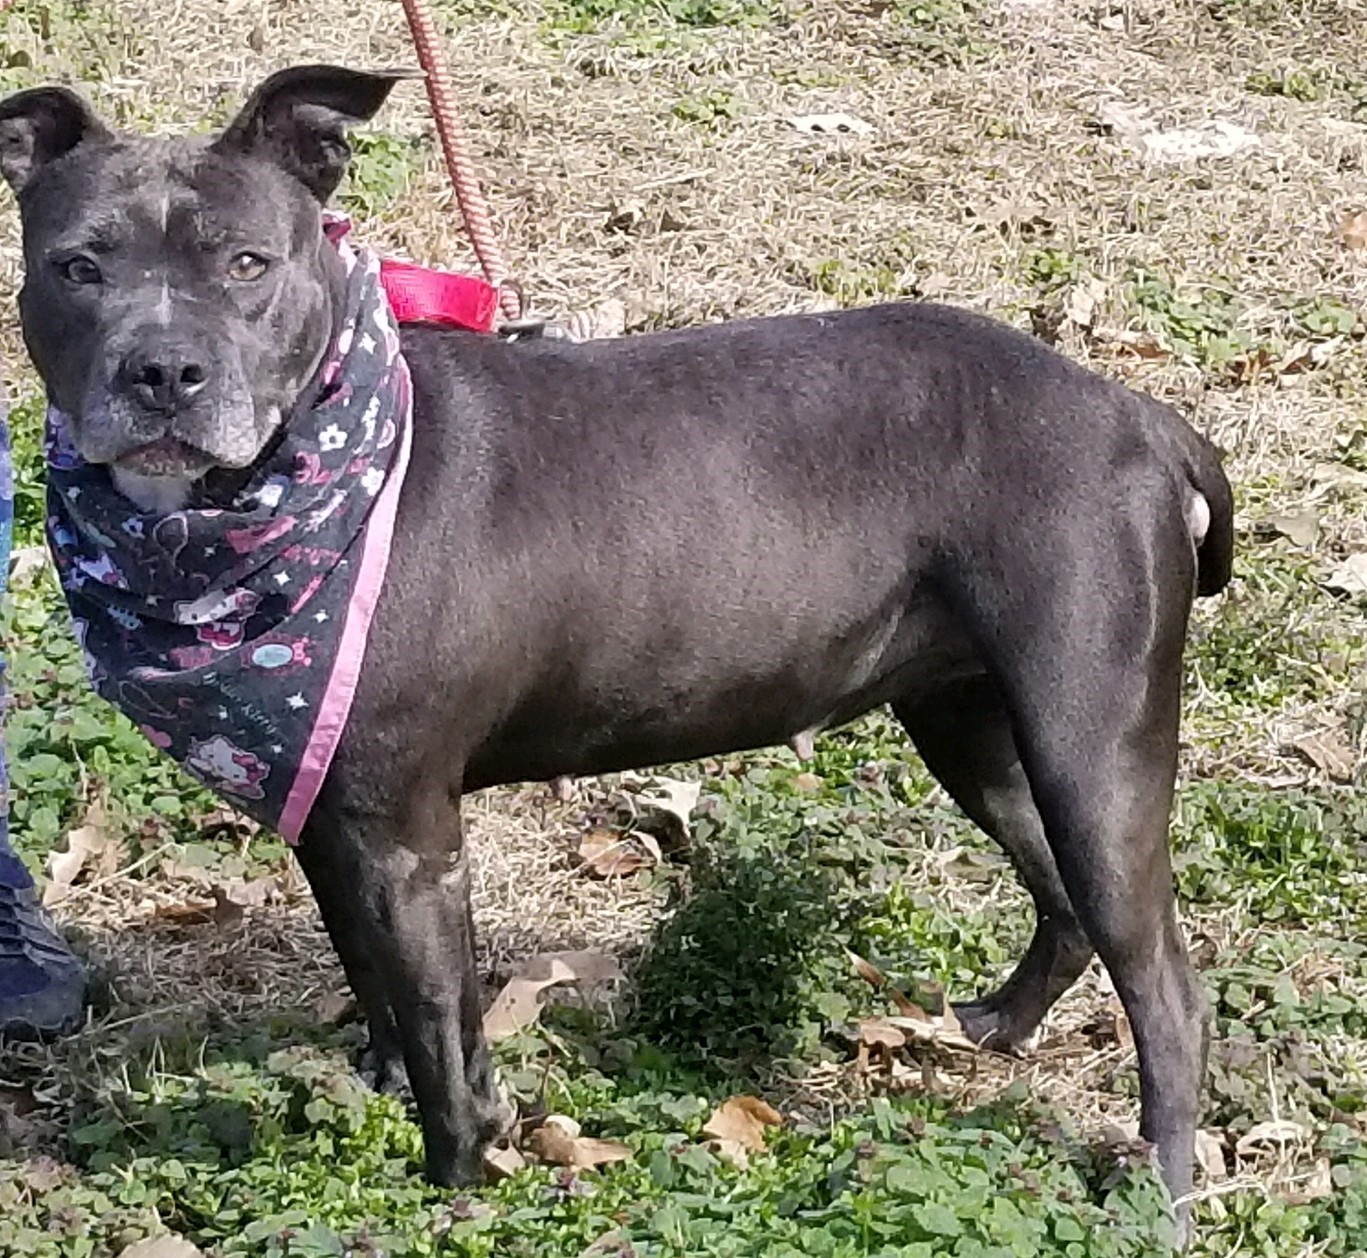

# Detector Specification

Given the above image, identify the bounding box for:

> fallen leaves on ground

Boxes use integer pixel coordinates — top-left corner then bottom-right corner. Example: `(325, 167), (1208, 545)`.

(1195, 1128), (1229, 1182)
(1093, 327), (1169, 361)
(577, 826), (662, 878)
(615, 773), (700, 849)
(148, 876), (279, 931)
(1235, 1118), (1310, 1156)
(1338, 210), (1367, 251)
(1325, 553), (1367, 596)
(882, 1005), (980, 1054)
(845, 949), (931, 1018)
(1261, 507), (1320, 549)
(702, 1095), (783, 1167)
(1063, 276), (1108, 328)
(526, 1115), (632, 1169)
(313, 990), (357, 1025)
(1286, 729), (1358, 782)
(482, 1144), (527, 1182)
(483, 950), (623, 1041)
(1284, 1157), (1335, 1204)
(856, 1017), (908, 1074)
(116, 1237), (206, 1258)
(42, 804), (124, 907)
(8, 544), (47, 585)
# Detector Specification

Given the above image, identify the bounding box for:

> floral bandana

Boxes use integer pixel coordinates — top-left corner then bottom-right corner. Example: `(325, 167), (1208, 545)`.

(45, 223), (414, 842)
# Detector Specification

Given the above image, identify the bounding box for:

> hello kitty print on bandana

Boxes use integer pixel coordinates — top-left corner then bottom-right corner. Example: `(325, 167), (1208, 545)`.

(45, 221), (415, 842)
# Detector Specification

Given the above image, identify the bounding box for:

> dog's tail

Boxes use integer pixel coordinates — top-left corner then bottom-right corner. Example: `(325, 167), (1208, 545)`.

(1183, 427), (1234, 599)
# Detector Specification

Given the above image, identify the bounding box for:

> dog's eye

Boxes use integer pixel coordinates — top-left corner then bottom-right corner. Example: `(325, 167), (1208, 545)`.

(227, 252), (269, 282)
(60, 256), (102, 286)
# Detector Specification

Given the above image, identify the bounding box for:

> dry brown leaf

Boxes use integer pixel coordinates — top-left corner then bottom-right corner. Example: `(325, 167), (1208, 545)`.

(117, 1237), (207, 1258)
(482, 1144), (527, 1182)
(577, 828), (654, 878)
(580, 1230), (634, 1257)
(563, 298), (628, 341)
(884, 1008), (980, 1053)
(702, 1095), (783, 1155)
(1312, 462), (1367, 494)
(527, 1115), (632, 1168)
(159, 858), (216, 886)
(483, 951), (622, 1041)
(314, 991), (357, 1025)
(939, 1002), (969, 1041)
(150, 900), (216, 925)
(847, 948), (886, 989)
(1326, 553), (1367, 596)
(211, 888), (245, 933)
(1263, 508), (1320, 549)
(8, 545), (47, 585)
(844, 949), (929, 1018)
(1235, 1118), (1310, 1156)
(521, 950), (624, 988)
(1095, 328), (1168, 360)
(1064, 277), (1107, 328)
(1284, 1157), (1334, 1204)
(43, 807), (122, 907)
(219, 877), (275, 907)
(1097, 996), (1135, 1052)
(1338, 210), (1367, 251)
(1288, 730), (1357, 782)
(604, 199), (646, 233)
(793, 772), (823, 793)
(484, 958), (577, 1040)
(618, 773), (701, 847)
(1195, 1128), (1228, 1182)
(936, 846), (1008, 882)
(858, 1018), (908, 1051)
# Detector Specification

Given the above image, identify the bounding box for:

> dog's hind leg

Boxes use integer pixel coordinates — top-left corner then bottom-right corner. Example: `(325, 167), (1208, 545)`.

(894, 675), (1093, 1052)
(945, 512), (1207, 1245)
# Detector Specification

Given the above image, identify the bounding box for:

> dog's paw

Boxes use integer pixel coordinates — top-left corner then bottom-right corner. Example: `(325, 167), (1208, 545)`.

(952, 1000), (1044, 1056)
(357, 1039), (411, 1097)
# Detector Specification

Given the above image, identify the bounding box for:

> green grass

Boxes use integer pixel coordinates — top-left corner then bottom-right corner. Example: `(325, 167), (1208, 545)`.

(7, 549), (1367, 1254)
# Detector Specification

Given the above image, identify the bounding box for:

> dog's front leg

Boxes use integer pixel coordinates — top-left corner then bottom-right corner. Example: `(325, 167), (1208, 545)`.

(301, 796), (507, 1184)
(377, 800), (508, 1185)
(292, 830), (407, 1093)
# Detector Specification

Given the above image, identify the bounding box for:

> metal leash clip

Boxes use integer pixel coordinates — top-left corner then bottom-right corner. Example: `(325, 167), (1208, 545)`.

(497, 318), (577, 343)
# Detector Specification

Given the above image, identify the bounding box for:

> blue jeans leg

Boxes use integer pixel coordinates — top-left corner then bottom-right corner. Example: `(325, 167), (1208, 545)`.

(0, 384), (87, 1038)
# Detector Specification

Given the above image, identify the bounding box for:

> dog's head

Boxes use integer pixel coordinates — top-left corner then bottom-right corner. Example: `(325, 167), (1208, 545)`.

(0, 65), (407, 511)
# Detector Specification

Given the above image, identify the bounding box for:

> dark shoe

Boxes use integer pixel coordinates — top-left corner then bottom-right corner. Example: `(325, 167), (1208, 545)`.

(0, 881), (86, 1040)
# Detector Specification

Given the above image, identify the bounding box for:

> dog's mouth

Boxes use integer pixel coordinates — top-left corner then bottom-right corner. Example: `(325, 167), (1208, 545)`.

(114, 436), (215, 479)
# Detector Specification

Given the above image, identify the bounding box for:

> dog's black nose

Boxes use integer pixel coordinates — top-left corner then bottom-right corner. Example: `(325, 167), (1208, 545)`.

(120, 340), (210, 413)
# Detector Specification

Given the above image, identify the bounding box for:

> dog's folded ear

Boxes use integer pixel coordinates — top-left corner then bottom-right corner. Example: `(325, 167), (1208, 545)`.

(0, 86), (112, 196)
(213, 65), (416, 203)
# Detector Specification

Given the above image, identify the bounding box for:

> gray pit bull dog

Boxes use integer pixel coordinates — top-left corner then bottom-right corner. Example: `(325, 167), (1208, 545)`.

(0, 66), (1232, 1242)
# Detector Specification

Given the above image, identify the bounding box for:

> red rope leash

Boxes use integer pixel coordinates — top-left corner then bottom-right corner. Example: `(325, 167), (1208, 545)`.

(397, 0), (523, 321)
